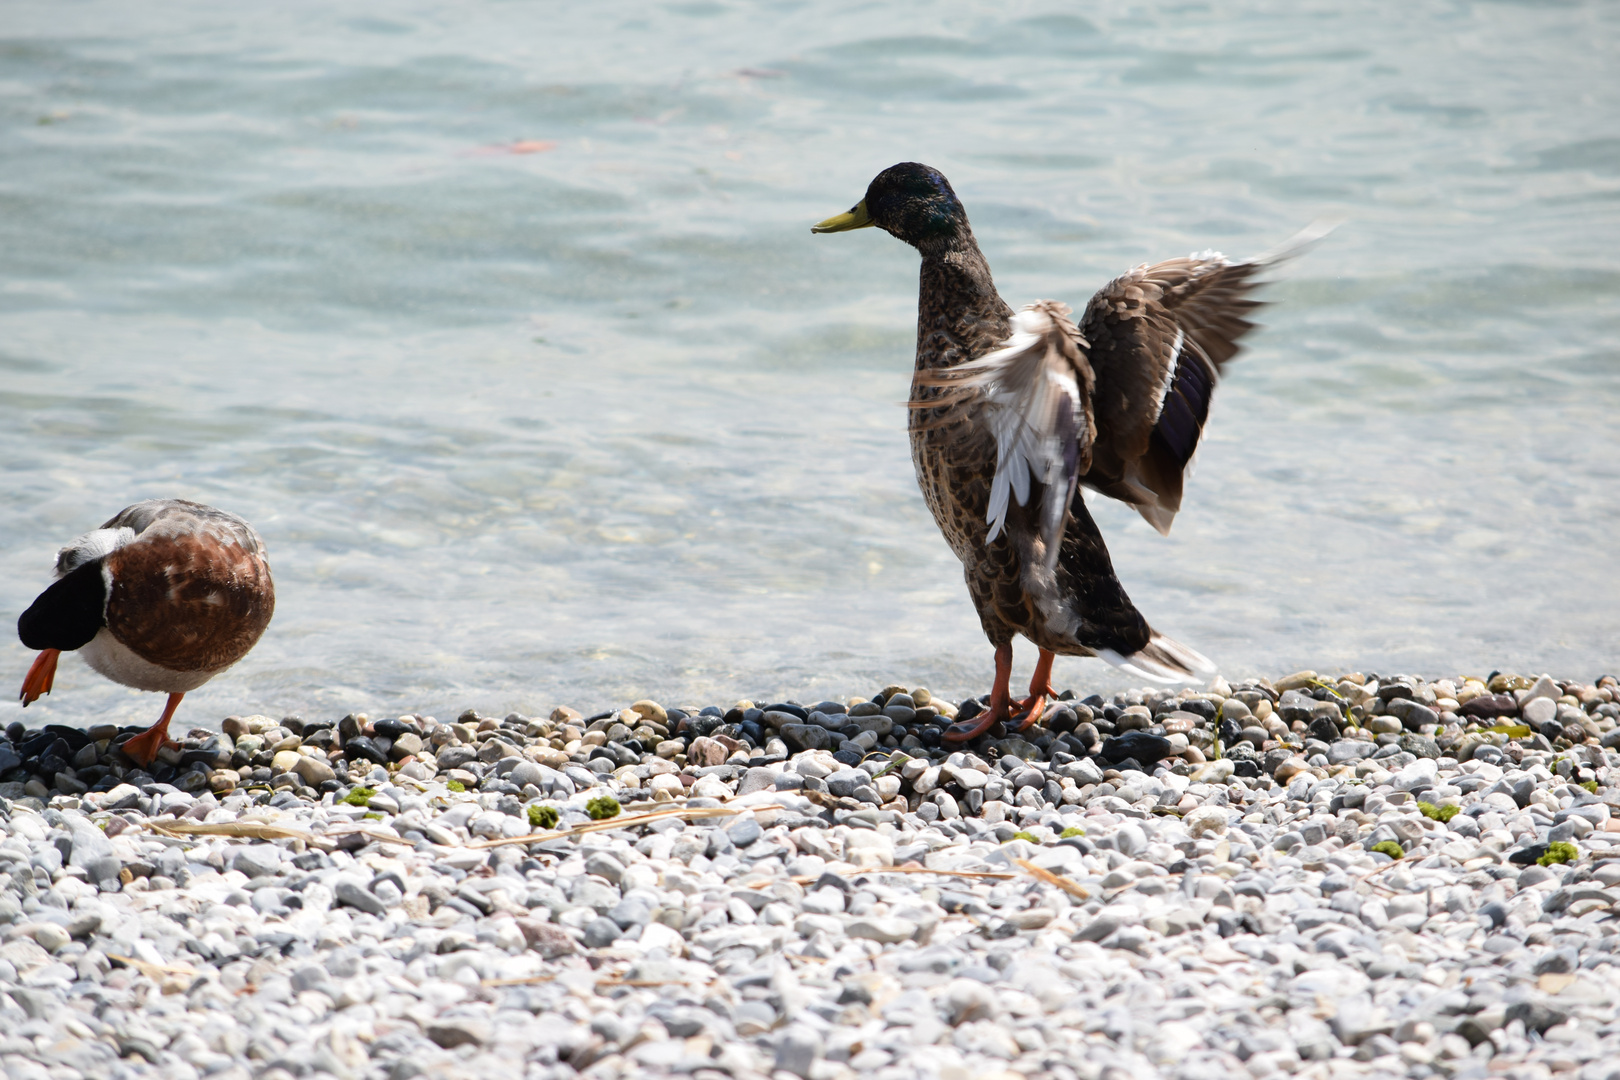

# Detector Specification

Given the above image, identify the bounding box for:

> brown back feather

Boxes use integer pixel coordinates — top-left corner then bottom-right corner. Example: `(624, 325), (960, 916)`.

(103, 502), (275, 673)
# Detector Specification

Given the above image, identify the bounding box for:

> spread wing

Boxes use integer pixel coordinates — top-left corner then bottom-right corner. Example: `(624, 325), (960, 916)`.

(1081, 223), (1332, 534)
(915, 300), (1094, 569)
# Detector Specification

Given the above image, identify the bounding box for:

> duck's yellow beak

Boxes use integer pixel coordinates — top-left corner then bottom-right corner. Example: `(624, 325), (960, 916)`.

(811, 200), (874, 234)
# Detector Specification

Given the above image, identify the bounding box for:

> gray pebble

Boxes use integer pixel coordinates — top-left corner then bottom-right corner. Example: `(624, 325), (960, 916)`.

(333, 879), (386, 916)
(583, 916), (622, 948)
(726, 815), (763, 848)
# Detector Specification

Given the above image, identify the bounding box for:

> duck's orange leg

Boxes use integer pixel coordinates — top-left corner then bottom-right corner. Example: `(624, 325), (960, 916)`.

(19, 650), (60, 706)
(944, 643), (1014, 743)
(1006, 647), (1057, 734)
(120, 692), (185, 767)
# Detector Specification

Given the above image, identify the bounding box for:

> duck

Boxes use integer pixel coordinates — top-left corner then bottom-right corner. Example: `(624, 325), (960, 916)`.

(16, 499), (275, 767)
(813, 162), (1323, 743)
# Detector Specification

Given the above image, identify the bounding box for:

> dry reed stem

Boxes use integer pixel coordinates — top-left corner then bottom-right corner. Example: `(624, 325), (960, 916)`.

(468, 803), (781, 850)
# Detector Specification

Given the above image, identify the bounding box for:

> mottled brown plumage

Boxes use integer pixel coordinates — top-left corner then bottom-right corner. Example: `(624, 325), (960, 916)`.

(102, 503), (275, 673)
(815, 163), (1317, 739)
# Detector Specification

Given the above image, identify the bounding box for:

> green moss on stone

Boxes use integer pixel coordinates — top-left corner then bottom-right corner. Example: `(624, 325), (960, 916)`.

(1538, 841), (1578, 866)
(1008, 831), (1038, 843)
(528, 804), (559, 829)
(1417, 802), (1459, 822)
(1060, 826), (1086, 839)
(1371, 841), (1404, 859)
(446, 779), (466, 793)
(1581, 780), (1599, 793)
(342, 786), (375, 807)
(586, 795), (621, 820)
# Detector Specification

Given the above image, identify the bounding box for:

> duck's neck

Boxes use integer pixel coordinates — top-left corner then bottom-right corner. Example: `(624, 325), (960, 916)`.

(914, 228), (1011, 371)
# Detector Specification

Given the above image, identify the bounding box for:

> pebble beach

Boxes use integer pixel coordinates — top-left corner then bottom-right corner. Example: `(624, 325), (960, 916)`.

(1, 670), (1617, 1080)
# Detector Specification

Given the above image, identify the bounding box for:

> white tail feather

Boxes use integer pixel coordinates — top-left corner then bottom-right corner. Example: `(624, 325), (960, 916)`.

(1096, 632), (1217, 684)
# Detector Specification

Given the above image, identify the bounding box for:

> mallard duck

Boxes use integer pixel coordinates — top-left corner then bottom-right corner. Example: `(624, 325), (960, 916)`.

(814, 162), (1322, 742)
(17, 499), (275, 766)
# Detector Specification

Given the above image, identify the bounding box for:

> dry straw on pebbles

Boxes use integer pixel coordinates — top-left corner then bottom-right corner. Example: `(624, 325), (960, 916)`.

(0, 670), (1617, 1080)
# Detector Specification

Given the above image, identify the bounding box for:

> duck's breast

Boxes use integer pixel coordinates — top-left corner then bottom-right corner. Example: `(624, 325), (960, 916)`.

(80, 628), (220, 693)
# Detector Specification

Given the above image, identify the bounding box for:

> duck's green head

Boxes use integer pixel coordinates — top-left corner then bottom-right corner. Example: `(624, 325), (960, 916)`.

(812, 162), (968, 248)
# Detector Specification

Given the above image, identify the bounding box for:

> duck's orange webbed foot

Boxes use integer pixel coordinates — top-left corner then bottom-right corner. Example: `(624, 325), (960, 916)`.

(19, 649), (60, 706)
(120, 692), (185, 767)
(1005, 693), (1049, 735)
(1004, 648), (1057, 734)
(944, 643), (1014, 744)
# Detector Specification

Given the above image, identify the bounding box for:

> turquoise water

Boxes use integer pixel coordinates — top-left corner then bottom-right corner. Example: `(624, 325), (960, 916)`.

(2, 1), (1617, 728)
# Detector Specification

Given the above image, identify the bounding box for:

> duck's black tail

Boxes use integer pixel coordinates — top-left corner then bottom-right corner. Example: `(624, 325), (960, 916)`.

(1058, 494), (1217, 684)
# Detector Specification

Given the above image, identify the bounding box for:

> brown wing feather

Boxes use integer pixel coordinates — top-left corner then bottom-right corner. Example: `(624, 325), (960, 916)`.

(103, 502), (275, 673)
(1080, 255), (1262, 534)
(1080, 223), (1329, 534)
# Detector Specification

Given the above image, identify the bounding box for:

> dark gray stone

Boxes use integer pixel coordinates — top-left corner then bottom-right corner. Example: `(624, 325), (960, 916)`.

(1516, 863), (1554, 886)
(426, 1018), (490, 1049)
(334, 880), (386, 916)
(85, 855), (122, 884)
(345, 736), (391, 765)
(232, 846), (282, 879)
(1073, 913), (1124, 942)
(583, 916), (622, 948)
(583, 852), (625, 885)
(736, 767), (778, 797)
(1532, 949), (1575, 975)
(761, 711), (803, 731)
(775, 1026), (820, 1079)
(507, 760), (547, 789)
(1401, 702), (1440, 729)
(290, 965), (330, 993)
(436, 745), (477, 770)
(1506, 1000), (1568, 1035)
(780, 724), (834, 753)
(608, 896), (652, 930)
(1098, 731), (1173, 767)
(1305, 717), (1341, 745)
(726, 816), (763, 848)
(826, 769), (867, 797)
(1329, 740), (1377, 765)
(1397, 734), (1441, 759)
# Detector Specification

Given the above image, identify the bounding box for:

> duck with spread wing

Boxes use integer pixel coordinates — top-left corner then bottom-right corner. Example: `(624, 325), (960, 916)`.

(813, 162), (1325, 743)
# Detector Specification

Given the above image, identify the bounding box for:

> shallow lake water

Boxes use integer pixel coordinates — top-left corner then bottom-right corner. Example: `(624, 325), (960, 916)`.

(1, 1), (1616, 728)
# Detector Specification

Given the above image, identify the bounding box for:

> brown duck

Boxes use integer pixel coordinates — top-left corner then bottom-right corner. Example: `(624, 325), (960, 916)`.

(813, 162), (1323, 742)
(17, 499), (275, 766)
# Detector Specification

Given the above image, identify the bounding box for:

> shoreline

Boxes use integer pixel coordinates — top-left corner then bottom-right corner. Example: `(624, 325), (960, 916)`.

(0, 668), (1616, 1079)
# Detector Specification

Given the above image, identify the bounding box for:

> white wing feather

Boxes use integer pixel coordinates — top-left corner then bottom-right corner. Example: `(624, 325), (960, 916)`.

(930, 303), (1086, 568)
